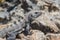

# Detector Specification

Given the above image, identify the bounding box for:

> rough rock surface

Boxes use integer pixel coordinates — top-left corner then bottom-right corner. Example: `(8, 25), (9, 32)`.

(46, 33), (60, 40)
(0, 0), (60, 40)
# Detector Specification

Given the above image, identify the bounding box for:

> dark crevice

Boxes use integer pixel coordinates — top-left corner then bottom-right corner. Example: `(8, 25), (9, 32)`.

(7, 0), (21, 12)
(21, 0), (32, 12)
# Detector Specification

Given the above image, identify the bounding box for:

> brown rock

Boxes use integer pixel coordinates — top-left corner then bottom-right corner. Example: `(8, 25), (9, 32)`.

(18, 30), (46, 40)
(30, 30), (46, 40)
(46, 33), (60, 40)
(0, 38), (6, 40)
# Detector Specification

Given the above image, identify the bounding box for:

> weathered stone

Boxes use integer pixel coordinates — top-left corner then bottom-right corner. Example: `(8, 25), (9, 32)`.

(46, 33), (60, 40)
(0, 38), (6, 40)
(30, 30), (46, 40)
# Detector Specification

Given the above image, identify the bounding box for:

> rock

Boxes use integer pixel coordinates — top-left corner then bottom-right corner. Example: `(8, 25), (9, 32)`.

(30, 30), (46, 40)
(16, 39), (20, 40)
(18, 33), (31, 40)
(17, 30), (46, 40)
(0, 0), (60, 40)
(46, 33), (60, 40)
(0, 38), (6, 40)
(0, 0), (5, 3)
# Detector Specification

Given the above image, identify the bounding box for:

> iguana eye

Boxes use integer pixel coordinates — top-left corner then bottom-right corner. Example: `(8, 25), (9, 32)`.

(35, 12), (38, 14)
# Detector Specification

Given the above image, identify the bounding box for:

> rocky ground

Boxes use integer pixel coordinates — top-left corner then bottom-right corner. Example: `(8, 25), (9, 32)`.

(0, 0), (60, 40)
